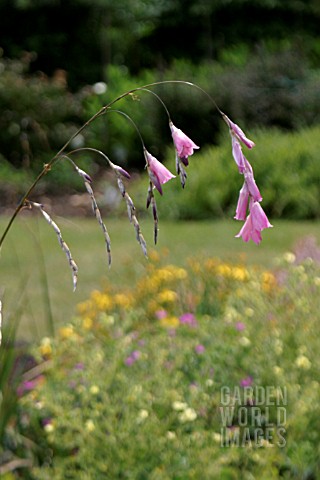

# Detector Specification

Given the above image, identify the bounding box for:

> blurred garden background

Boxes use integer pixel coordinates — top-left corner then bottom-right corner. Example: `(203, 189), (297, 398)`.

(0, 0), (320, 478)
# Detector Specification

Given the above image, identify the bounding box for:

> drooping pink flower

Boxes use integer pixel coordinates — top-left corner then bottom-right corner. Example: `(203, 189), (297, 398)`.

(179, 312), (198, 327)
(234, 182), (249, 221)
(155, 309), (168, 320)
(195, 344), (205, 354)
(223, 114), (255, 149)
(170, 121), (199, 166)
(236, 213), (262, 245)
(125, 350), (141, 366)
(235, 322), (246, 331)
(244, 171), (262, 202)
(145, 149), (175, 195)
(240, 376), (253, 387)
(250, 201), (273, 231)
(236, 201), (272, 244)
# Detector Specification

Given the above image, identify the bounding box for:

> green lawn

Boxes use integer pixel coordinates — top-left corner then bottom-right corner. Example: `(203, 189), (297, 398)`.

(1, 214), (319, 340)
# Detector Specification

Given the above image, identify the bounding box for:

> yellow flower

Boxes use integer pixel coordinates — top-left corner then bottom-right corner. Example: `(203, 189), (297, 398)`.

(58, 325), (74, 339)
(231, 266), (249, 281)
(82, 316), (93, 330)
(295, 355), (311, 370)
(172, 401), (188, 411)
(39, 337), (52, 357)
(283, 252), (296, 264)
(90, 385), (100, 395)
(137, 409), (149, 422)
(114, 293), (133, 309)
(216, 264), (232, 277)
(85, 419), (95, 432)
(239, 336), (251, 347)
(273, 366), (283, 376)
(261, 271), (277, 293)
(90, 290), (113, 310)
(44, 423), (55, 433)
(160, 316), (180, 329)
(178, 407), (197, 423)
(157, 290), (177, 303)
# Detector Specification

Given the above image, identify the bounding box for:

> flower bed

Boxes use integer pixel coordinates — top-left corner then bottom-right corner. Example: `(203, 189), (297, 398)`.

(12, 249), (320, 478)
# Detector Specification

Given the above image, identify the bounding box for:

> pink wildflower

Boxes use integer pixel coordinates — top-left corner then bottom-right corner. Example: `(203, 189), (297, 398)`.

(155, 309), (168, 320)
(236, 201), (272, 245)
(240, 376), (253, 387)
(235, 322), (246, 331)
(179, 312), (198, 328)
(125, 350), (141, 366)
(223, 114), (255, 149)
(145, 149), (175, 195)
(170, 121), (199, 166)
(195, 344), (205, 354)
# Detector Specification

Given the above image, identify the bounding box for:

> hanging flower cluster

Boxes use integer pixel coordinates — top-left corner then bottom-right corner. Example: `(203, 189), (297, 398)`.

(222, 114), (273, 244)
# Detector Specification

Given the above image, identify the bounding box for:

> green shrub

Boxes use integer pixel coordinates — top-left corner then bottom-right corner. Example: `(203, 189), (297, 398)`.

(0, 54), (89, 193)
(15, 249), (320, 479)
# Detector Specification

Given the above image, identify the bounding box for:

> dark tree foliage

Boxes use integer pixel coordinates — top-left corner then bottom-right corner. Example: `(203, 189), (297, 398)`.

(0, 0), (319, 89)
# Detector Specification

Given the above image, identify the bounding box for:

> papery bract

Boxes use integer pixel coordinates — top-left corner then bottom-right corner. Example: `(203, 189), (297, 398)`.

(112, 164), (131, 179)
(145, 150), (175, 195)
(170, 121), (199, 166)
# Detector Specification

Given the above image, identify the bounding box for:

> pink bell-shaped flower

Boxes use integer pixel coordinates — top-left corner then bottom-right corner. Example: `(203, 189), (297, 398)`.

(170, 121), (199, 166)
(145, 149), (175, 195)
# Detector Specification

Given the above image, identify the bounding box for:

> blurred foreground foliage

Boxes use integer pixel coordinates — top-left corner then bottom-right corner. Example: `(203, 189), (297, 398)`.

(2, 247), (320, 478)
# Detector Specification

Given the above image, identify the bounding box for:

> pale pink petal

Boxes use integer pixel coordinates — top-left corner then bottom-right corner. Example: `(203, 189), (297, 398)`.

(235, 214), (253, 243)
(251, 202), (273, 231)
(232, 136), (247, 173)
(235, 213), (262, 245)
(244, 171), (262, 202)
(234, 182), (249, 221)
(145, 150), (175, 194)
